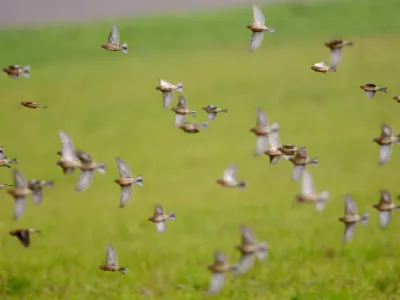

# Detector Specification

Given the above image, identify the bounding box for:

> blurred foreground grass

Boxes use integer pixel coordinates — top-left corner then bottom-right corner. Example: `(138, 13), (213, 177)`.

(1, 0), (400, 299)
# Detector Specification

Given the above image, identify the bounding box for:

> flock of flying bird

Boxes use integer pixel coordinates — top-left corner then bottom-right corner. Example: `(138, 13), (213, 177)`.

(1, 4), (400, 296)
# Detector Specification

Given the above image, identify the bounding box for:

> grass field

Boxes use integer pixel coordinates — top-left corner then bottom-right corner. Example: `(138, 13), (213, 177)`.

(1, 0), (400, 299)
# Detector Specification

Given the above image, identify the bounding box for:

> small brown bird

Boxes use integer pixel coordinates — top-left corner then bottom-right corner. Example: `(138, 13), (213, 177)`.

(155, 79), (184, 109)
(20, 102), (47, 109)
(171, 95), (196, 126)
(75, 151), (106, 192)
(360, 82), (387, 99)
(100, 25), (128, 55)
(293, 170), (329, 212)
(393, 96), (400, 103)
(114, 157), (143, 208)
(0, 183), (13, 189)
(216, 164), (246, 189)
(99, 243), (127, 274)
(178, 121), (207, 133)
(0, 156), (18, 168)
(232, 225), (268, 275)
(207, 251), (234, 295)
(277, 144), (298, 158)
(289, 147), (318, 181)
(148, 205), (176, 233)
(56, 131), (82, 174)
(250, 108), (279, 156)
(9, 228), (40, 248)
(372, 190), (400, 228)
(338, 195), (368, 243)
(310, 61), (336, 73)
(202, 105), (228, 121)
(263, 125), (290, 164)
(372, 124), (400, 165)
(3, 65), (30, 79)
(324, 39), (353, 67)
(27, 180), (54, 205)
(7, 169), (32, 220)
(246, 5), (275, 52)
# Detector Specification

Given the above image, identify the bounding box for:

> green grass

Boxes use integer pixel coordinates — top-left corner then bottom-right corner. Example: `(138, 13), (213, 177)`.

(1, 0), (400, 299)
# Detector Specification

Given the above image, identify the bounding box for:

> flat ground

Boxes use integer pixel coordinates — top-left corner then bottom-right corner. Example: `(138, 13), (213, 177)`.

(1, 0), (400, 299)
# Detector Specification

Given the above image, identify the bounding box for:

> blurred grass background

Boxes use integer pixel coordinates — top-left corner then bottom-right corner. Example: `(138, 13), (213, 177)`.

(1, 0), (400, 299)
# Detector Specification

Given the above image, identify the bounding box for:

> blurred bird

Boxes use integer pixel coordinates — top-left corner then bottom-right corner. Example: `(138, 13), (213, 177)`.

(178, 121), (207, 133)
(2, 65), (30, 79)
(114, 157), (143, 208)
(289, 147), (318, 181)
(293, 170), (329, 212)
(277, 144), (298, 158)
(338, 195), (368, 243)
(9, 228), (40, 248)
(232, 225), (268, 275)
(207, 251), (234, 295)
(155, 79), (184, 109)
(147, 205), (176, 233)
(28, 180), (54, 205)
(0, 183), (13, 189)
(393, 96), (400, 103)
(360, 82), (387, 99)
(310, 61), (336, 73)
(202, 105), (228, 120)
(263, 124), (290, 164)
(324, 39), (353, 67)
(56, 131), (82, 175)
(246, 5), (275, 52)
(171, 95), (196, 126)
(216, 164), (246, 189)
(250, 108), (279, 156)
(372, 190), (400, 228)
(20, 102), (47, 109)
(372, 124), (400, 165)
(7, 169), (32, 220)
(100, 25), (128, 55)
(0, 157), (18, 168)
(99, 243), (127, 274)
(75, 151), (106, 192)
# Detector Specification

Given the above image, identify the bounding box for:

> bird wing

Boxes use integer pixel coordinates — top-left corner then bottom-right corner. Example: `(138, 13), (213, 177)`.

(379, 144), (392, 165)
(381, 124), (393, 137)
(13, 169), (27, 188)
(76, 170), (94, 192)
(344, 194), (357, 215)
(106, 243), (118, 265)
(240, 225), (256, 244)
(252, 5), (265, 25)
(115, 157), (132, 178)
(223, 164), (237, 181)
(108, 24), (120, 45)
(301, 170), (315, 195)
(208, 272), (225, 295)
(256, 108), (268, 126)
(58, 131), (78, 161)
(120, 185), (133, 208)
(249, 32), (264, 52)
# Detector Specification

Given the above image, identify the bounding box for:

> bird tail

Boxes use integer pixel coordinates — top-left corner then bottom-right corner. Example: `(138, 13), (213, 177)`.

(120, 42), (128, 55)
(189, 110), (196, 117)
(315, 190), (329, 212)
(199, 122), (208, 129)
(167, 212), (176, 221)
(379, 87), (388, 93)
(345, 41), (354, 46)
(118, 267), (128, 275)
(46, 180), (54, 188)
(360, 213), (369, 226)
(395, 205), (400, 211)
(96, 163), (107, 174)
(22, 65), (30, 77)
(267, 27), (275, 33)
(309, 157), (318, 166)
(9, 158), (18, 164)
(238, 181), (247, 190)
(134, 176), (144, 188)
(256, 241), (269, 260)
(395, 134), (400, 144)
(328, 66), (336, 72)
(175, 81), (184, 94)
(221, 109), (228, 113)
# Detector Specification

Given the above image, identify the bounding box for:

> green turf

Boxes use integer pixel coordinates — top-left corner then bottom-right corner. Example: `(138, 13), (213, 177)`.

(1, 0), (400, 299)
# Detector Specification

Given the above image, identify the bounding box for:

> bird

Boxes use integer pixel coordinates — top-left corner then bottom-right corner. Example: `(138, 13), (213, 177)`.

(207, 251), (234, 295)
(324, 39), (353, 67)
(232, 225), (268, 275)
(56, 131), (82, 175)
(338, 195), (369, 243)
(27, 180), (54, 205)
(9, 228), (40, 248)
(372, 190), (400, 228)
(171, 95), (196, 126)
(263, 124), (290, 164)
(7, 169), (32, 220)
(2, 65), (30, 79)
(372, 124), (400, 165)
(99, 243), (127, 274)
(100, 25), (128, 55)
(114, 157), (143, 208)
(147, 205), (176, 233)
(20, 102), (47, 109)
(310, 60), (336, 73)
(75, 151), (106, 192)
(0, 156), (18, 168)
(289, 147), (318, 181)
(201, 105), (228, 120)
(216, 164), (246, 189)
(293, 170), (329, 212)
(250, 108), (279, 156)
(155, 79), (184, 109)
(246, 5), (275, 52)
(393, 96), (400, 103)
(178, 121), (207, 133)
(360, 82), (387, 99)
(0, 183), (13, 189)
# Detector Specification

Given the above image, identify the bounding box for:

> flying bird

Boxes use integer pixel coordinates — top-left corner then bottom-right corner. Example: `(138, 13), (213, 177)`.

(202, 105), (228, 120)
(178, 121), (207, 133)
(263, 124), (290, 164)
(310, 60), (336, 73)
(0, 183), (13, 189)
(216, 164), (246, 189)
(20, 102), (47, 109)
(207, 251), (234, 295)
(0, 157), (18, 168)
(7, 169), (32, 220)
(56, 131), (82, 174)
(27, 180), (54, 205)
(2, 65), (30, 79)
(246, 5), (275, 52)
(289, 147), (318, 181)
(114, 157), (143, 208)
(393, 96), (400, 103)
(9, 228), (40, 248)
(250, 108), (279, 156)
(324, 39), (353, 67)
(100, 25), (128, 54)
(147, 205), (176, 233)
(171, 95), (196, 126)
(360, 82), (387, 99)
(99, 243), (127, 274)
(75, 151), (106, 192)
(338, 195), (368, 243)
(155, 79), (184, 109)
(372, 190), (400, 228)
(372, 124), (400, 165)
